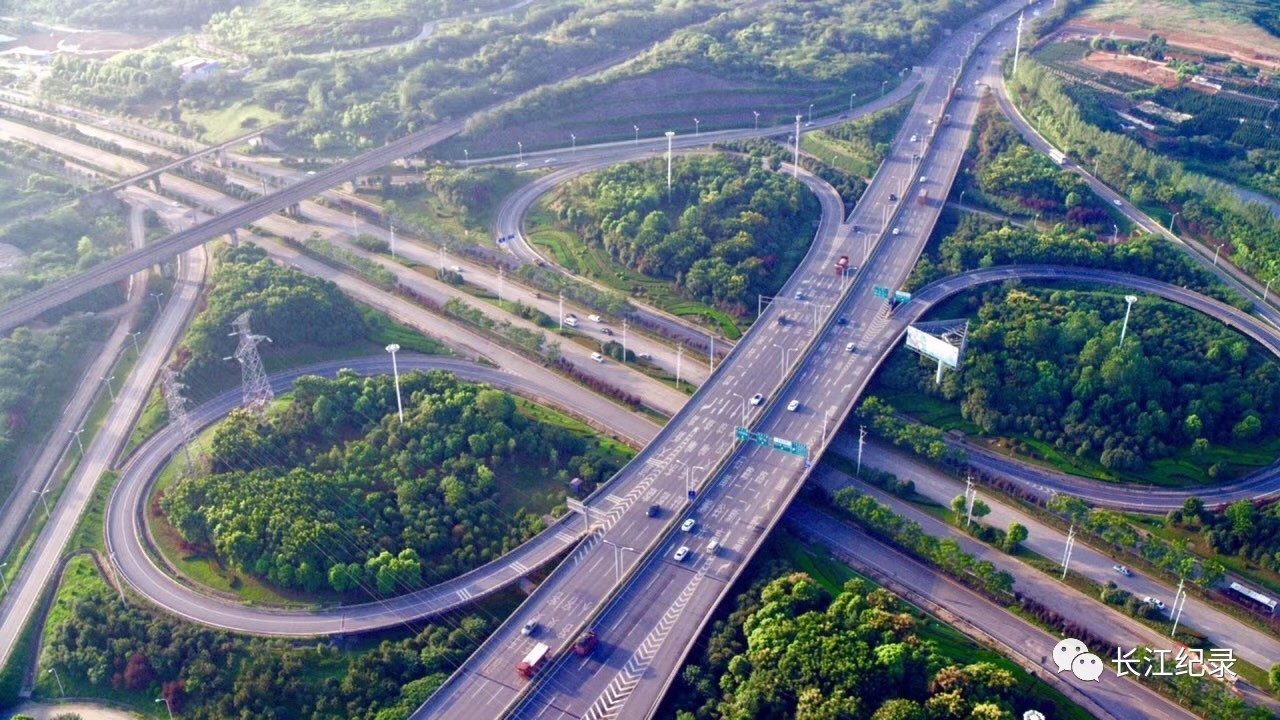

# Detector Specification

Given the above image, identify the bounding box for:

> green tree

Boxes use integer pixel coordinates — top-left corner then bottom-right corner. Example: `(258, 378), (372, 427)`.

(1003, 522), (1028, 553)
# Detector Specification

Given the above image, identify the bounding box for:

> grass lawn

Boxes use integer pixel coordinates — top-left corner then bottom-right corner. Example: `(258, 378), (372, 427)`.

(183, 101), (282, 144)
(505, 398), (637, 516)
(525, 205), (745, 339)
(767, 530), (1094, 720)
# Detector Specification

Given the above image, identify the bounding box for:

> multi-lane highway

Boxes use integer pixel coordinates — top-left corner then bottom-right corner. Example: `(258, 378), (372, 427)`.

(0, 243), (206, 671)
(419, 3), (1037, 718)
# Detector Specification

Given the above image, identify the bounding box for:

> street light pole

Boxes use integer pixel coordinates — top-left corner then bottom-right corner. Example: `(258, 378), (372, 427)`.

(1112, 224), (1119, 245)
(0, 563), (9, 595)
(1265, 277), (1274, 304)
(849, 92), (856, 113)
(69, 428), (85, 455)
(34, 488), (50, 519)
(1119, 295), (1138, 347)
(729, 392), (747, 428)
(48, 668), (63, 696)
(128, 330), (143, 354)
(621, 320), (628, 361)
(149, 292), (164, 313)
(385, 343), (403, 422)
(808, 103), (814, 123)
(793, 115), (802, 178)
(1213, 243), (1224, 266)
(752, 110), (759, 131)
(517, 141), (523, 162)
(570, 133), (576, 153)
(693, 118), (700, 136)
(102, 375), (116, 402)
(633, 124), (639, 145)
(156, 696), (174, 720)
(1170, 211), (1180, 231)
(665, 131), (675, 193)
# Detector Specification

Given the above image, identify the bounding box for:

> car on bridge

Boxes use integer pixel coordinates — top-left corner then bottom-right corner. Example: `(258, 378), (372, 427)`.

(673, 546), (690, 562)
(750, 393), (764, 405)
(521, 619), (539, 636)
(681, 518), (697, 533)
(787, 400), (800, 412)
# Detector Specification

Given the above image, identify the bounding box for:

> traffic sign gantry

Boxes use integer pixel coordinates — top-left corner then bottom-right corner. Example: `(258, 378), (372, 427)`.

(736, 427), (809, 458)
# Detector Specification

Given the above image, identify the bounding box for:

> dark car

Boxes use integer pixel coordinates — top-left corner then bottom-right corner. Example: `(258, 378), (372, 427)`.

(836, 316), (848, 326)
(647, 504), (661, 518)
(602, 327), (613, 335)
(573, 631), (598, 656)
(889, 193), (898, 202)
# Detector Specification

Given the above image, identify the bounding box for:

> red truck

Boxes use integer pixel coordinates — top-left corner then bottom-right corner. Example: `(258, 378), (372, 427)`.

(835, 256), (849, 276)
(517, 642), (550, 680)
(917, 189), (929, 206)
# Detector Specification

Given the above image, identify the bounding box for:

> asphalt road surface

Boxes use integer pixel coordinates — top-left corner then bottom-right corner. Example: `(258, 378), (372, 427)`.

(785, 504), (1198, 720)
(421, 2), (1040, 718)
(0, 245), (206, 671)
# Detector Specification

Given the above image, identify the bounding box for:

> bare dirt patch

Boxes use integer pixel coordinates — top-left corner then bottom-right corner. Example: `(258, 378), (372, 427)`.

(5, 28), (169, 57)
(1079, 52), (1182, 88)
(1069, 0), (1280, 71)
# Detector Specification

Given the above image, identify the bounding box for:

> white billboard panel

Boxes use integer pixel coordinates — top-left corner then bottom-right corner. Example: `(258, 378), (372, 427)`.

(906, 326), (960, 369)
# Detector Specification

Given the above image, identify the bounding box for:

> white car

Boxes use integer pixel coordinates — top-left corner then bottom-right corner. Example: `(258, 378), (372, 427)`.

(1113, 199), (1123, 206)
(749, 393), (764, 406)
(681, 518), (697, 533)
(521, 620), (538, 636)
(1113, 564), (1132, 577)
(910, 134), (918, 142)
(590, 352), (604, 363)
(1142, 596), (1166, 611)
(515, 162), (529, 169)
(892, 227), (901, 236)
(673, 546), (690, 562)
(846, 342), (856, 353)
(787, 400), (800, 412)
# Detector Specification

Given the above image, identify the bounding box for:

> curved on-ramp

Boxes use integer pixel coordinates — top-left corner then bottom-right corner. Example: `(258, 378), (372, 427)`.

(109, 265), (1280, 636)
(106, 355), (657, 636)
(900, 265), (1280, 511)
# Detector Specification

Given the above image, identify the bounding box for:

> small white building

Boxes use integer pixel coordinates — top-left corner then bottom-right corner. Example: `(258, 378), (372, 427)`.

(174, 56), (221, 81)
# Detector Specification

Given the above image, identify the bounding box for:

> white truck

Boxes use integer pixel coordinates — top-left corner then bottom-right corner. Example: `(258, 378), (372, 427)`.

(517, 642), (550, 680)
(1048, 148), (1068, 166)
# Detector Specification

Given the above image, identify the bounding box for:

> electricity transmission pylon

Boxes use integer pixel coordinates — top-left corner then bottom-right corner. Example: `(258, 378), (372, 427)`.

(226, 310), (273, 416)
(161, 367), (198, 475)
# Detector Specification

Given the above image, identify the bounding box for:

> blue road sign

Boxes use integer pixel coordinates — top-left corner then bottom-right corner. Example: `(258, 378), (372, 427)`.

(874, 286), (890, 300)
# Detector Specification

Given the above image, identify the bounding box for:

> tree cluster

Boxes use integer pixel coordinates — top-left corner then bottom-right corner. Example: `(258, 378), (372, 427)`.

(833, 488), (1014, 598)
(1170, 497), (1280, 577)
(544, 155), (818, 315)
(1009, 60), (1280, 290)
(0, 316), (100, 489)
(43, 575), (489, 720)
(177, 243), (365, 388)
(161, 369), (626, 594)
(855, 396), (966, 465)
(670, 571), (1031, 720)
(908, 217), (1247, 308)
(901, 287), (1280, 472)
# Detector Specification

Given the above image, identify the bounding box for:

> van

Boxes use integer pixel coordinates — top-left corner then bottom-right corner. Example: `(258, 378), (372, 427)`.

(588, 314), (601, 323)
(705, 539), (720, 554)
(564, 316), (578, 328)
(590, 352), (604, 363)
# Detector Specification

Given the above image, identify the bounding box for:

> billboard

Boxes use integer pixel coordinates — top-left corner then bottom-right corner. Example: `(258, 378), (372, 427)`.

(906, 326), (961, 369)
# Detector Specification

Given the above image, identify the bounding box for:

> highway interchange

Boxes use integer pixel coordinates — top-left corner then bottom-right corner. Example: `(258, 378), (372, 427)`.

(0, 0), (1279, 717)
